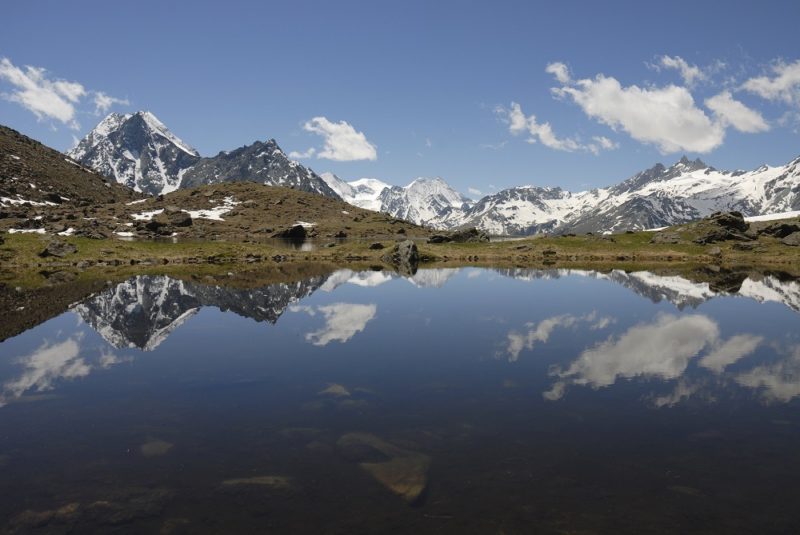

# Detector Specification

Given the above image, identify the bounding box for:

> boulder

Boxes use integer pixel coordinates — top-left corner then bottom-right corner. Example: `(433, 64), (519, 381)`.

(427, 234), (452, 244)
(781, 232), (800, 246)
(650, 232), (681, 244)
(708, 211), (749, 232)
(759, 222), (800, 238)
(368, 242), (385, 250)
(272, 225), (307, 242)
(381, 240), (419, 275)
(39, 239), (77, 258)
(450, 227), (490, 243)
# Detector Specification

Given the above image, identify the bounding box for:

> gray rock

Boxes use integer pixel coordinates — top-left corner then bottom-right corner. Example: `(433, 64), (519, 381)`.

(272, 225), (307, 242)
(381, 240), (419, 275)
(40, 239), (77, 258)
(708, 246), (722, 257)
(650, 232), (681, 244)
(781, 232), (800, 246)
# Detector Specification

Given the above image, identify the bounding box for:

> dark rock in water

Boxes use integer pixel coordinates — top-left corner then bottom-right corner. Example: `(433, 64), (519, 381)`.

(40, 239), (77, 257)
(782, 232), (800, 246)
(649, 232), (681, 244)
(381, 240), (419, 276)
(708, 211), (749, 232)
(760, 222), (800, 238)
(272, 225), (307, 242)
(369, 242), (385, 250)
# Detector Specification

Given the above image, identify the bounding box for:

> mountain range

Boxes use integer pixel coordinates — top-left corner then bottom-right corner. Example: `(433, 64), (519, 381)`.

(68, 111), (800, 235)
(68, 111), (337, 198)
(69, 268), (800, 351)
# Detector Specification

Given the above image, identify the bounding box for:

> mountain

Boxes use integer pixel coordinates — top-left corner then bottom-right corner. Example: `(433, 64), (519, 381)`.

(321, 174), (471, 226)
(494, 268), (800, 313)
(74, 274), (329, 351)
(320, 173), (389, 211)
(67, 111), (200, 196)
(1, 124), (138, 208)
(181, 139), (339, 198)
(70, 112), (340, 199)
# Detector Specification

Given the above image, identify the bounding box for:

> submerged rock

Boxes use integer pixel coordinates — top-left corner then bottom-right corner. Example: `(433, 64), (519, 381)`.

(318, 383), (351, 397)
(221, 475), (294, 489)
(337, 432), (430, 503)
(140, 439), (173, 458)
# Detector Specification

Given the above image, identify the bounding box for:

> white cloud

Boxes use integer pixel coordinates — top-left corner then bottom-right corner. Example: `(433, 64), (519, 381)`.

(1, 337), (90, 405)
(504, 311), (614, 362)
(425, 137), (432, 148)
(288, 147), (317, 159)
(93, 91), (129, 115)
(467, 187), (482, 197)
(545, 61), (571, 84)
(700, 334), (763, 373)
(736, 345), (800, 403)
(497, 102), (616, 155)
(742, 59), (800, 105)
(0, 57), (84, 129)
(302, 116), (377, 161)
(705, 90), (769, 133)
(0, 57), (129, 131)
(657, 55), (706, 86)
(547, 314), (720, 399)
(552, 70), (725, 153)
(303, 303), (377, 346)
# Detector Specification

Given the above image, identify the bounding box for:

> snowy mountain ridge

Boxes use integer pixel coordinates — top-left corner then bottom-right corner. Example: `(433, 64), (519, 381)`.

(69, 112), (339, 198)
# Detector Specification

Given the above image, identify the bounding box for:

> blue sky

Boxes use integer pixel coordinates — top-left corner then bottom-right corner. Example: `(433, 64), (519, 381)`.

(2, 0), (800, 195)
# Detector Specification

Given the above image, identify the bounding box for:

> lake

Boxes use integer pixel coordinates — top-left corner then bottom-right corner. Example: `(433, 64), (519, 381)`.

(2, 267), (800, 533)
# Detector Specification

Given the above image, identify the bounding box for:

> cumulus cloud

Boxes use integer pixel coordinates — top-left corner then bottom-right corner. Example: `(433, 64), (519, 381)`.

(0, 57), (129, 130)
(302, 116), (377, 161)
(551, 71), (725, 153)
(497, 102), (617, 155)
(504, 311), (614, 362)
(93, 91), (130, 115)
(699, 334), (763, 373)
(736, 344), (800, 403)
(545, 61), (571, 84)
(543, 314), (766, 402)
(0, 57), (85, 129)
(546, 314), (720, 400)
(303, 303), (377, 346)
(742, 59), (800, 105)
(467, 187), (482, 197)
(657, 55), (707, 86)
(705, 90), (769, 133)
(288, 147), (317, 159)
(1, 337), (90, 406)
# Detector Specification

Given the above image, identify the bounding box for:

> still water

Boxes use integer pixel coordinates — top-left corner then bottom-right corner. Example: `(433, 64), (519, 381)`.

(2, 267), (800, 533)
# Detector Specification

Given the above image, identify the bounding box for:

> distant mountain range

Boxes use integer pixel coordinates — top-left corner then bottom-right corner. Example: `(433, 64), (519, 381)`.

(70, 269), (800, 351)
(68, 111), (800, 235)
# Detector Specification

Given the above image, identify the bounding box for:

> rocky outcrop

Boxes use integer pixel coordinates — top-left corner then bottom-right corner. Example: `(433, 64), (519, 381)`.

(428, 227), (490, 244)
(381, 240), (419, 275)
(39, 239), (77, 258)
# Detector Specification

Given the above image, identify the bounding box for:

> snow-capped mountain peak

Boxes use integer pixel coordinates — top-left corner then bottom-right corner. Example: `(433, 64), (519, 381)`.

(67, 111), (200, 195)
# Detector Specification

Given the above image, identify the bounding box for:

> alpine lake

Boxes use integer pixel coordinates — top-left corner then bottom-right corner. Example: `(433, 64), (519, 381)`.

(2, 265), (800, 533)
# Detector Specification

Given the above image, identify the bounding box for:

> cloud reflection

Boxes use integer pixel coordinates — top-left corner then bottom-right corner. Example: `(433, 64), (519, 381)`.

(300, 303), (377, 346)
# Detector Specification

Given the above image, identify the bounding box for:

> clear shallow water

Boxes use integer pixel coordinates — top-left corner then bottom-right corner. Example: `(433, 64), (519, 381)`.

(2, 268), (800, 533)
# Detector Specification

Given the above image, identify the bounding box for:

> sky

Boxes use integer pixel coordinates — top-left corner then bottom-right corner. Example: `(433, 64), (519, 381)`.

(2, 0), (800, 196)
